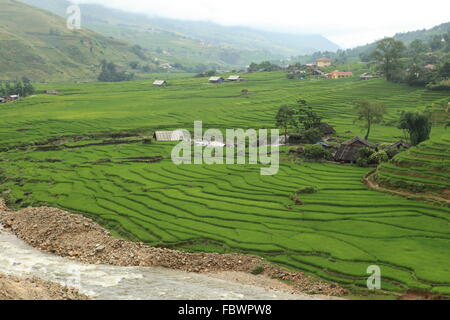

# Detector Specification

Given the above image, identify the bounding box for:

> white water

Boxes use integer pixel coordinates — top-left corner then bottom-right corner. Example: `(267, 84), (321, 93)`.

(0, 226), (320, 300)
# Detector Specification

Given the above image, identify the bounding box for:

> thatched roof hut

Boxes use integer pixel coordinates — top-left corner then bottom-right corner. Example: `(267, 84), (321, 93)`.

(334, 137), (375, 162)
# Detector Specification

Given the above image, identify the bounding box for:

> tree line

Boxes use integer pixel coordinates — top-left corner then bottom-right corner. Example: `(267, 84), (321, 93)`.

(0, 78), (35, 98)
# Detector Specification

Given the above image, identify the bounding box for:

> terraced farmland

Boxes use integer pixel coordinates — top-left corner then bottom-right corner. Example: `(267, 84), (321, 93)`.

(374, 134), (450, 200)
(1, 72), (450, 295)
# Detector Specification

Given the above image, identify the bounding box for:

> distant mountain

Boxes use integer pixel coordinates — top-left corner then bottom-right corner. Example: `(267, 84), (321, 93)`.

(20, 0), (340, 70)
(0, 0), (158, 81)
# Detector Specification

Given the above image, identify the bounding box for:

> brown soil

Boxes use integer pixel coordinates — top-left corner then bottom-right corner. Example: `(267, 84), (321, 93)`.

(0, 198), (346, 297)
(0, 274), (88, 300)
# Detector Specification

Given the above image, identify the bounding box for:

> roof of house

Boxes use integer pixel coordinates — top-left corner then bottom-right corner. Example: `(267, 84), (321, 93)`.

(391, 141), (410, 149)
(424, 64), (435, 69)
(334, 137), (375, 162)
(153, 130), (189, 142)
(209, 77), (224, 82)
(331, 71), (353, 76)
(228, 75), (242, 80)
(317, 58), (331, 62)
(153, 80), (167, 85)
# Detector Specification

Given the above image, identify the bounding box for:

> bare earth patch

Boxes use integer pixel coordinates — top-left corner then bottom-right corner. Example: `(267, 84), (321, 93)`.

(0, 198), (346, 297)
(0, 274), (88, 300)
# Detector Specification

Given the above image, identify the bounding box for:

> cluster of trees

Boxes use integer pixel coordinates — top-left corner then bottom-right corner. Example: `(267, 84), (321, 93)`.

(98, 61), (134, 82)
(0, 78), (35, 98)
(275, 99), (326, 143)
(248, 61), (282, 73)
(371, 37), (450, 89)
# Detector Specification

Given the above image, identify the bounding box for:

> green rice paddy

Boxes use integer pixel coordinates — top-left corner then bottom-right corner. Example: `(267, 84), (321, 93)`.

(1, 72), (449, 295)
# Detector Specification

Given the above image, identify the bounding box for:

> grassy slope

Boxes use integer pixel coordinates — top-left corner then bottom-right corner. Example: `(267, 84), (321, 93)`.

(374, 133), (450, 199)
(0, 0), (155, 81)
(1, 73), (450, 295)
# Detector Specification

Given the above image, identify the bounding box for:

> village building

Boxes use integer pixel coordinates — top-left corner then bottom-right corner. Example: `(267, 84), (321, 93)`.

(153, 130), (190, 142)
(9, 95), (19, 101)
(153, 80), (167, 86)
(334, 137), (376, 162)
(45, 90), (59, 95)
(0, 97), (6, 103)
(316, 58), (332, 68)
(359, 73), (374, 80)
(227, 75), (243, 82)
(326, 71), (353, 79)
(208, 77), (224, 84)
(390, 141), (410, 150)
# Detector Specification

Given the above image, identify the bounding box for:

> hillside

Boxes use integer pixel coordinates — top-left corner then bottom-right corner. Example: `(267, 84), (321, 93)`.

(1, 73), (450, 295)
(373, 133), (450, 200)
(20, 0), (340, 71)
(0, 0), (157, 81)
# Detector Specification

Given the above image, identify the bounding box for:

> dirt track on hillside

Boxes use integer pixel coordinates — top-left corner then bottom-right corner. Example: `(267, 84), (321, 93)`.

(0, 198), (346, 297)
(363, 171), (450, 205)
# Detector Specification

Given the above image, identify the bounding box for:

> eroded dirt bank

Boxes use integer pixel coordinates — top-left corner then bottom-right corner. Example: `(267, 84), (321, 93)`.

(0, 198), (346, 297)
(0, 274), (88, 300)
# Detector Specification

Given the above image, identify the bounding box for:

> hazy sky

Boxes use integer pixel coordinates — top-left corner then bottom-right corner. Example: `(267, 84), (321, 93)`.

(74, 0), (450, 48)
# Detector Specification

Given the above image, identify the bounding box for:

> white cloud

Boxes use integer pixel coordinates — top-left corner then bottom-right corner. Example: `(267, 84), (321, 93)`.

(73, 0), (450, 48)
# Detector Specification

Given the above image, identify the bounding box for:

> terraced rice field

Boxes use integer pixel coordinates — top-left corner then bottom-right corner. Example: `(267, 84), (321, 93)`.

(1, 72), (450, 295)
(375, 134), (450, 199)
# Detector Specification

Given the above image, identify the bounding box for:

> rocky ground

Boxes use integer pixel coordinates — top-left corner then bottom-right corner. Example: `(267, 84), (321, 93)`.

(0, 274), (88, 300)
(0, 198), (347, 297)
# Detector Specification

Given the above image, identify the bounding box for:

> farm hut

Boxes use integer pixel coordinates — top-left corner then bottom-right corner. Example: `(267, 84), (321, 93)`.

(334, 137), (376, 162)
(0, 97), (6, 103)
(208, 77), (224, 84)
(391, 141), (410, 150)
(153, 80), (167, 86)
(153, 130), (189, 142)
(359, 73), (374, 80)
(424, 64), (436, 70)
(227, 75), (243, 82)
(45, 90), (58, 95)
(9, 95), (19, 100)
(318, 122), (336, 135)
(327, 71), (353, 79)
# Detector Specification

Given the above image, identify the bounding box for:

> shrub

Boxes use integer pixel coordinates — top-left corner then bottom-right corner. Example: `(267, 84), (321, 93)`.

(303, 145), (332, 161)
(251, 266), (265, 275)
(369, 150), (389, 164)
(295, 186), (318, 194)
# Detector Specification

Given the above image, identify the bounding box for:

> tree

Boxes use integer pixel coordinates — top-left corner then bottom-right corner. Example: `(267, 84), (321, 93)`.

(438, 61), (450, 79)
(275, 105), (296, 141)
(398, 111), (432, 146)
(98, 61), (133, 82)
(295, 99), (322, 130)
(353, 100), (387, 140)
(372, 38), (406, 81)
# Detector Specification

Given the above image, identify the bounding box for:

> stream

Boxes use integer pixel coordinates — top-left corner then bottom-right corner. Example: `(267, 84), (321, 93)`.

(0, 225), (320, 300)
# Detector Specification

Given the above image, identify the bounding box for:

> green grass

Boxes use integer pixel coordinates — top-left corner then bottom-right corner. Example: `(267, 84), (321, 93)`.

(375, 134), (450, 197)
(1, 72), (450, 296)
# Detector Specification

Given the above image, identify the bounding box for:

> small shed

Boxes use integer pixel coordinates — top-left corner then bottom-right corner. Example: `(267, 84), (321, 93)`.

(227, 75), (243, 82)
(391, 141), (410, 150)
(0, 97), (6, 103)
(359, 73), (374, 80)
(153, 130), (189, 142)
(153, 80), (167, 86)
(209, 77), (224, 84)
(9, 95), (19, 100)
(45, 90), (59, 95)
(334, 137), (375, 162)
